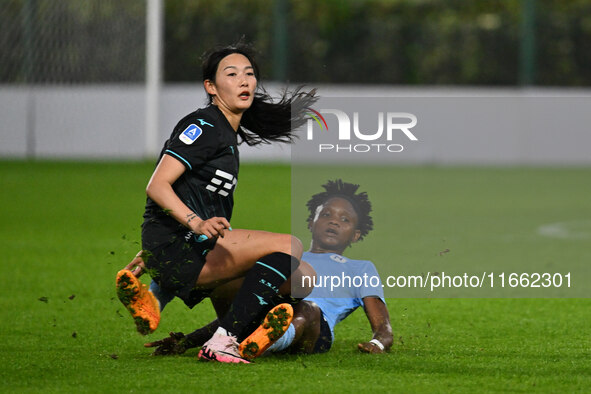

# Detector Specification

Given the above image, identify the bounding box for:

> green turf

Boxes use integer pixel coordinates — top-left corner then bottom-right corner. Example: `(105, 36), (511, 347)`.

(1, 161), (590, 393)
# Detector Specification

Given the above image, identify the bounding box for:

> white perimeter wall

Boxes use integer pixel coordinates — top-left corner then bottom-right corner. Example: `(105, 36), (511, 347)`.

(1, 84), (590, 165)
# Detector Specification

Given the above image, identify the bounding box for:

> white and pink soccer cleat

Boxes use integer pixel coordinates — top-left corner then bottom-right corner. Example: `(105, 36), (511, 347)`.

(198, 329), (251, 364)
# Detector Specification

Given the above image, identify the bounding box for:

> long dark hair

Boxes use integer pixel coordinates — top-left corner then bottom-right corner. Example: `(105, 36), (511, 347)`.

(201, 42), (317, 146)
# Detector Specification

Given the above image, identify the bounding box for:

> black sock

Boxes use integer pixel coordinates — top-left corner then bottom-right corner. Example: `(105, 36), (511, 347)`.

(218, 252), (300, 342)
(272, 293), (303, 308)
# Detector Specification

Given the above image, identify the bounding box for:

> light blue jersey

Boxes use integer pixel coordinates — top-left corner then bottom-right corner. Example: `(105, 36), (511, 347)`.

(302, 251), (385, 339)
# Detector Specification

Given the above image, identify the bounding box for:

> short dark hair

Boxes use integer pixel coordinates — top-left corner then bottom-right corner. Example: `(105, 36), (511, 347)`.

(306, 179), (373, 241)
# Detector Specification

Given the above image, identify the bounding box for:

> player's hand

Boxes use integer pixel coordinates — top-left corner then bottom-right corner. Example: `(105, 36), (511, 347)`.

(144, 332), (187, 356)
(193, 216), (231, 240)
(124, 251), (146, 278)
(357, 341), (385, 354)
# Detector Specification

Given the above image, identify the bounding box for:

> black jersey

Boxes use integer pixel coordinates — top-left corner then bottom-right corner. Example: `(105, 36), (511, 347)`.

(143, 105), (240, 237)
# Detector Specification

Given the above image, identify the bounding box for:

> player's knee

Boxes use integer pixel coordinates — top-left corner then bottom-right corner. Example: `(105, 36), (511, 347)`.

(289, 235), (303, 259)
(274, 233), (303, 259)
(301, 301), (321, 319)
(294, 301), (322, 335)
(301, 261), (316, 297)
(291, 260), (315, 299)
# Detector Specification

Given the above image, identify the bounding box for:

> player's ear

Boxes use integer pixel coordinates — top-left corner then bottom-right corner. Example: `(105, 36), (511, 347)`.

(204, 79), (217, 96)
(351, 229), (361, 243)
(307, 219), (313, 230)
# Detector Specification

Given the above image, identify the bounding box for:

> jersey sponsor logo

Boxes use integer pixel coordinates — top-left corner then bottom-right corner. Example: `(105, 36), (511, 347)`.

(179, 124), (202, 145)
(205, 169), (237, 197)
(196, 118), (214, 127)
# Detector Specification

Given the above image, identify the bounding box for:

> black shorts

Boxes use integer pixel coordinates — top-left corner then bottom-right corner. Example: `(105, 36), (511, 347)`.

(142, 225), (217, 308)
(312, 313), (333, 354)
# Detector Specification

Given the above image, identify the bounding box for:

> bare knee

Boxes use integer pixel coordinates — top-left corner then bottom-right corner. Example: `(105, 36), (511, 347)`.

(275, 234), (303, 260)
(290, 235), (303, 259)
(286, 260), (316, 299)
(295, 300), (322, 325)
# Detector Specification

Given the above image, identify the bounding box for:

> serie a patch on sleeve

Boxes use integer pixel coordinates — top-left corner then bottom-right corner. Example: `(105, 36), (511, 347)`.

(179, 124), (203, 145)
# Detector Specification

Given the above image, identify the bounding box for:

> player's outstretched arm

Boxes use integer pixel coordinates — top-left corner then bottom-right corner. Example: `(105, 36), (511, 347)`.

(358, 296), (393, 354)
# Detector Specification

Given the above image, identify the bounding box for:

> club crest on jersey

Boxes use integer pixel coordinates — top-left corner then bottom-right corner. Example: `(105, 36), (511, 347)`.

(179, 124), (202, 145)
(330, 254), (348, 264)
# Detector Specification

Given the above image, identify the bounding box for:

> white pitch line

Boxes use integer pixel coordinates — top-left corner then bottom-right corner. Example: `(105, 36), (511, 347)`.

(537, 220), (591, 240)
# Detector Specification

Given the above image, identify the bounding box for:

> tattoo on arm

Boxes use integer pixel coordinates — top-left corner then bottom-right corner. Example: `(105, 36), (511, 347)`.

(186, 212), (199, 227)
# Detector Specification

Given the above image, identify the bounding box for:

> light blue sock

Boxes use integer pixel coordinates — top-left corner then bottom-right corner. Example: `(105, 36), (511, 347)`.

(149, 280), (174, 311)
(266, 323), (296, 353)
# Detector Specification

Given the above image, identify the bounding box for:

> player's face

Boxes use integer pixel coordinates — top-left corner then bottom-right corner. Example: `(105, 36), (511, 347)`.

(206, 53), (257, 114)
(309, 197), (361, 254)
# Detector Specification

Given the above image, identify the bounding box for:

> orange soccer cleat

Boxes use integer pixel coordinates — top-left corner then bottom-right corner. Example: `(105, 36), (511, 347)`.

(239, 303), (293, 360)
(115, 269), (160, 335)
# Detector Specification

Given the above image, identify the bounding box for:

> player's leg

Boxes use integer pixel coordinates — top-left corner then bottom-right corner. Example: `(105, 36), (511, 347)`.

(199, 228), (315, 319)
(271, 300), (324, 354)
(144, 279), (242, 356)
(115, 269), (161, 335)
(239, 300), (326, 357)
(289, 301), (332, 354)
(202, 230), (314, 340)
(197, 229), (315, 363)
(117, 228), (216, 335)
(197, 229), (304, 287)
(238, 303), (294, 360)
(149, 280), (175, 311)
(144, 278), (300, 357)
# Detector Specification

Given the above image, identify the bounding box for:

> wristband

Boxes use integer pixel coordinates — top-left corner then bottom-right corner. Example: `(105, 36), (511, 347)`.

(369, 339), (385, 351)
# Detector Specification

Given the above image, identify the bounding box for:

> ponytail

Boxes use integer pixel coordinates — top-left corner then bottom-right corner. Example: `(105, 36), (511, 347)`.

(238, 87), (318, 146)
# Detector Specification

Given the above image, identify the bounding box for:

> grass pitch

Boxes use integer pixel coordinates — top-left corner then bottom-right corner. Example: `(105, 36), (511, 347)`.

(1, 161), (590, 393)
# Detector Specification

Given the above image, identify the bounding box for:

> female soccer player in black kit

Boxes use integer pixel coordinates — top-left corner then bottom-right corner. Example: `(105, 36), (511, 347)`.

(115, 42), (317, 363)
